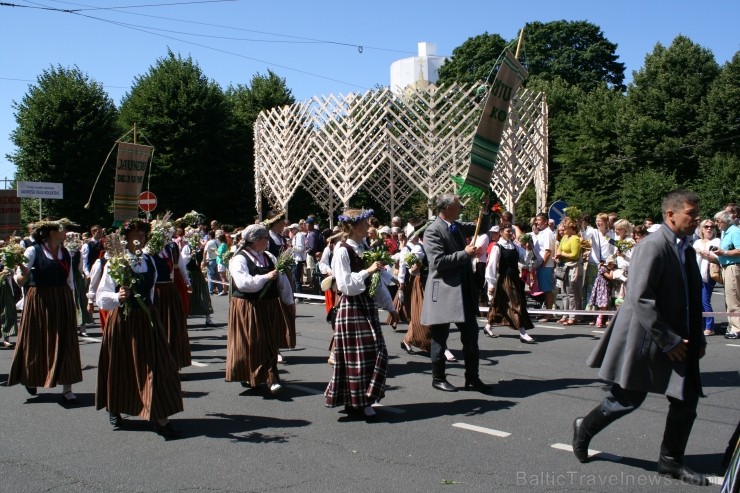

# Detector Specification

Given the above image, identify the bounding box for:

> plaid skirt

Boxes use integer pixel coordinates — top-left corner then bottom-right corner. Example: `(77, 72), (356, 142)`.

(8, 286), (82, 387)
(154, 282), (191, 369)
(226, 296), (282, 386)
(325, 292), (388, 409)
(96, 304), (183, 420)
(403, 275), (431, 351)
(487, 272), (534, 330)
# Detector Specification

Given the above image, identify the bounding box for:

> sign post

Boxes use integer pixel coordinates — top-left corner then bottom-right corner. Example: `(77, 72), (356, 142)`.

(17, 181), (64, 220)
(548, 200), (568, 227)
(139, 191), (157, 215)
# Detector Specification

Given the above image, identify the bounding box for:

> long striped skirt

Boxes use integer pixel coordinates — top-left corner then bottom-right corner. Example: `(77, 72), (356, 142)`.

(154, 282), (191, 369)
(0, 281), (17, 338)
(187, 267), (213, 317)
(73, 272), (94, 325)
(173, 268), (190, 319)
(279, 301), (296, 349)
(403, 275), (431, 351)
(387, 276), (413, 325)
(325, 292), (387, 409)
(8, 286), (82, 387)
(226, 296), (282, 387)
(487, 272), (534, 330)
(96, 304), (183, 420)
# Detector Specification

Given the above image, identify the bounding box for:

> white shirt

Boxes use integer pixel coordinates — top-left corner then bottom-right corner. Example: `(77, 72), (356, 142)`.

(534, 228), (556, 268)
(398, 242), (424, 281)
(291, 232), (307, 262)
(18, 243), (74, 291)
(474, 234), (490, 264)
(694, 237), (721, 283)
(318, 245), (333, 275)
(96, 253), (157, 311)
(86, 254), (110, 304)
(228, 249), (293, 305)
(485, 239), (526, 288)
(587, 228), (615, 265)
(204, 239), (219, 261)
(331, 239), (395, 312)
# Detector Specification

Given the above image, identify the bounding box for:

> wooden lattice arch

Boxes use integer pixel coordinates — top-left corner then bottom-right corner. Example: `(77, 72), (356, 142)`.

(254, 83), (548, 223)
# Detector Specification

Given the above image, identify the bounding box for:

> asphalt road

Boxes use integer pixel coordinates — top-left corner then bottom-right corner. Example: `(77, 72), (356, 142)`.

(0, 290), (737, 493)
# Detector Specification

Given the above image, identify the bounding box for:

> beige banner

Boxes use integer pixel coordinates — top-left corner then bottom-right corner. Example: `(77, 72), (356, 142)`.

(114, 142), (152, 223)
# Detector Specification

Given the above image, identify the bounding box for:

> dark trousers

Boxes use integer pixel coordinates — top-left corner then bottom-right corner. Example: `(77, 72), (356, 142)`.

(430, 296), (480, 379)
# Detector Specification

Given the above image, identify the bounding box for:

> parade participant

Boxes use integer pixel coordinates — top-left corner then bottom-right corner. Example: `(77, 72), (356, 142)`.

(225, 224), (293, 394)
(86, 251), (110, 329)
(8, 218), (82, 405)
(172, 226), (191, 315)
(182, 227), (213, 326)
(0, 252), (20, 348)
(325, 208), (398, 420)
(421, 194), (490, 393)
(96, 219), (183, 438)
(485, 223), (535, 343)
(66, 232), (93, 336)
(400, 222), (437, 355)
(573, 190), (709, 485)
(264, 210), (287, 257)
(149, 218), (192, 370)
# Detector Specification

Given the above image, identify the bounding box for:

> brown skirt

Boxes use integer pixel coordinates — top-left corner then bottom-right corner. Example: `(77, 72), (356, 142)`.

(154, 282), (191, 369)
(403, 275), (431, 351)
(8, 286), (82, 388)
(173, 268), (190, 319)
(279, 300), (296, 349)
(387, 279), (413, 325)
(96, 304), (183, 420)
(225, 296), (282, 387)
(487, 273), (534, 330)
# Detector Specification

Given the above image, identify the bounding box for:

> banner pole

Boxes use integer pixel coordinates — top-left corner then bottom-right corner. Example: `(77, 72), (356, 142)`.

(39, 198), (42, 220)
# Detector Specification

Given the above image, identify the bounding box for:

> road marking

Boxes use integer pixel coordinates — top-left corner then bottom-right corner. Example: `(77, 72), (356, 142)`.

(290, 384), (323, 395)
(80, 336), (102, 343)
(191, 360), (208, 367)
(592, 330), (605, 334)
(551, 443), (621, 461)
(372, 403), (405, 414)
(726, 344), (740, 347)
(452, 423), (510, 437)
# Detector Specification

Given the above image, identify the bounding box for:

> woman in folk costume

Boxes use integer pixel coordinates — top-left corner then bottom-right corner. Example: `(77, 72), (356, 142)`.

(172, 226), (191, 316)
(387, 229), (413, 329)
(318, 229), (344, 365)
(325, 208), (398, 421)
(0, 251), (20, 348)
(181, 226), (213, 325)
(484, 223), (536, 344)
(264, 210), (288, 258)
(225, 224), (293, 394)
(399, 222), (433, 354)
(148, 216), (192, 370)
(8, 218), (82, 405)
(95, 219), (183, 438)
(65, 232), (94, 336)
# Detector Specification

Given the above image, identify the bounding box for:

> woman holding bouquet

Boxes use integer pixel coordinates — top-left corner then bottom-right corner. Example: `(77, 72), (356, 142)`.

(181, 227), (213, 325)
(96, 219), (183, 438)
(225, 224), (294, 394)
(8, 218), (82, 404)
(325, 208), (398, 421)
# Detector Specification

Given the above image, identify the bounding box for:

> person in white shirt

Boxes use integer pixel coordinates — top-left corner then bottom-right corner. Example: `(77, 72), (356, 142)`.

(583, 213), (616, 312)
(288, 223), (307, 294)
(473, 229), (490, 304)
(533, 213), (557, 321)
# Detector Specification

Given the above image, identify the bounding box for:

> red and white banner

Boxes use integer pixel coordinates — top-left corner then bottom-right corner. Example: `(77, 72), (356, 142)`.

(0, 190), (21, 238)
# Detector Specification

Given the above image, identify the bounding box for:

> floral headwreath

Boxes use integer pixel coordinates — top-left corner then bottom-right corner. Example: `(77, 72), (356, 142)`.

(262, 210), (286, 229)
(176, 210), (206, 227)
(30, 217), (79, 233)
(118, 218), (151, 236)
(337, 209), (374, 224)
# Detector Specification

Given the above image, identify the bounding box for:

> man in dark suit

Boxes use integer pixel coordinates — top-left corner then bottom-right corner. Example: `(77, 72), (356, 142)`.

(572, 189), (709, 485)
(420, 193), (489, 392)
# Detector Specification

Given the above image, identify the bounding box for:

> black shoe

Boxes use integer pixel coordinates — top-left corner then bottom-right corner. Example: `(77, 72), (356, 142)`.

(109, 413), (125, 429)
(432, 378), (457, 392)
(400, 341), (414, 354)
(573, 417), (590, 463)
(519, 336), (536, 344)
(60, 391), (79, 406)
(724, 331), (739, 339)
(24, 385), (37, 396)
(656, 456), (709, 486)
(464, 377), (491, 393)
(154, 421), (182, 439)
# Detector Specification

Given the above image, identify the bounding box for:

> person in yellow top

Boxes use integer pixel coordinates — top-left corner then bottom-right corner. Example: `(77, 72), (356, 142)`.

(555, 217), (583, 325)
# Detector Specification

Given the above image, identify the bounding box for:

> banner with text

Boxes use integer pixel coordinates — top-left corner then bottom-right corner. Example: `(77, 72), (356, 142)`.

(464, 50), (528, 192)
(0, 190), (21, 238)
(114, 142), (153, 223)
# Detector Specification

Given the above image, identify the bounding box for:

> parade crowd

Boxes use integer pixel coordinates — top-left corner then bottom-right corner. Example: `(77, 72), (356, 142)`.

(0, 193), (738, 488)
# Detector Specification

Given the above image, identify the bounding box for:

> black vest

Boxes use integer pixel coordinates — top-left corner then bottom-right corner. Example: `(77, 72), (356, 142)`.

(28, 244), (71, 287)
(86, 240), (103, 271)
(152, 245), (177, 284)
(116, 255), (156, 306)
(231, 250), (279, 300)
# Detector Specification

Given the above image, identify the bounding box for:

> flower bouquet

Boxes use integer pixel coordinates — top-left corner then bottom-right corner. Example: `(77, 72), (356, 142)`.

(615, 239), (634, 255)
(64, 234), (83, 253)
(147, 212), (174, 254)
(0, 240), (27, 283)
(518, 233), (533, 245)
(177, 210), (205, 227)
(104, 233), (151, 322)
(362, 246), (394, 297)
(259, 248), (295, 299)
(404, 252), (420, 268)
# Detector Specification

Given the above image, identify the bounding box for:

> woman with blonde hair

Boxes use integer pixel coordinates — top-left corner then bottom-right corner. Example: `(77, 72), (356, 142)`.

(555, 217), (582, 325)
(694, 218), (721, 335)
(325, 208), (398, 420)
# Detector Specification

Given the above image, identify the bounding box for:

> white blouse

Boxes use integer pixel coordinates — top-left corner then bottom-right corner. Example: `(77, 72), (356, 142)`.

(331, 239), (395, 312)
(694, 237), (721, 283)
(228, 248), (293, 305)
(485, 239), (526, 288)
(18, 243), (74, 291)
(96, 253), (158, 311)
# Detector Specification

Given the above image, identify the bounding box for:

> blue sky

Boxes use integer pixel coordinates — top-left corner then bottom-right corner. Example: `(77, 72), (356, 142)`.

(1, 0), (738, 183)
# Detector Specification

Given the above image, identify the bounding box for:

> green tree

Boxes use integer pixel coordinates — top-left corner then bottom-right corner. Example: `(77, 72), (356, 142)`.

(522, 20), (625, 91)
(694, 152), (740, 216)
(226, 70), (295, 219)
(620, 36), (720, 185)
(699, 51), (740, 157)
(555, 84), (626, 214)
(619, 168), (678, 222)
(9, 65), (119, 227)
(437, 33), (509, 85)
(118, 51), (238, 222)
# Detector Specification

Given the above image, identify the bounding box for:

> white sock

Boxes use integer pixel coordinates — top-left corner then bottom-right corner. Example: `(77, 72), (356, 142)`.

(519, 329), (533, 341)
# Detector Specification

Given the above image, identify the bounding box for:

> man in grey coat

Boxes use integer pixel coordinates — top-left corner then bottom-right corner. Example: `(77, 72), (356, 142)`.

(421, 193), (489, 392)
(572, 189), (709, 486)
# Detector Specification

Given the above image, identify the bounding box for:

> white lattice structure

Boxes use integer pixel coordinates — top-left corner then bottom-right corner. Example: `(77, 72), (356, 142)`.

(254, 83), (548, 223)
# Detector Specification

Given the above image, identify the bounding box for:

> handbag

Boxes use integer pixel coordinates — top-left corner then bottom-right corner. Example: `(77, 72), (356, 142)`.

(709, 263), (723, 285)
(554, 263), (568, 281)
